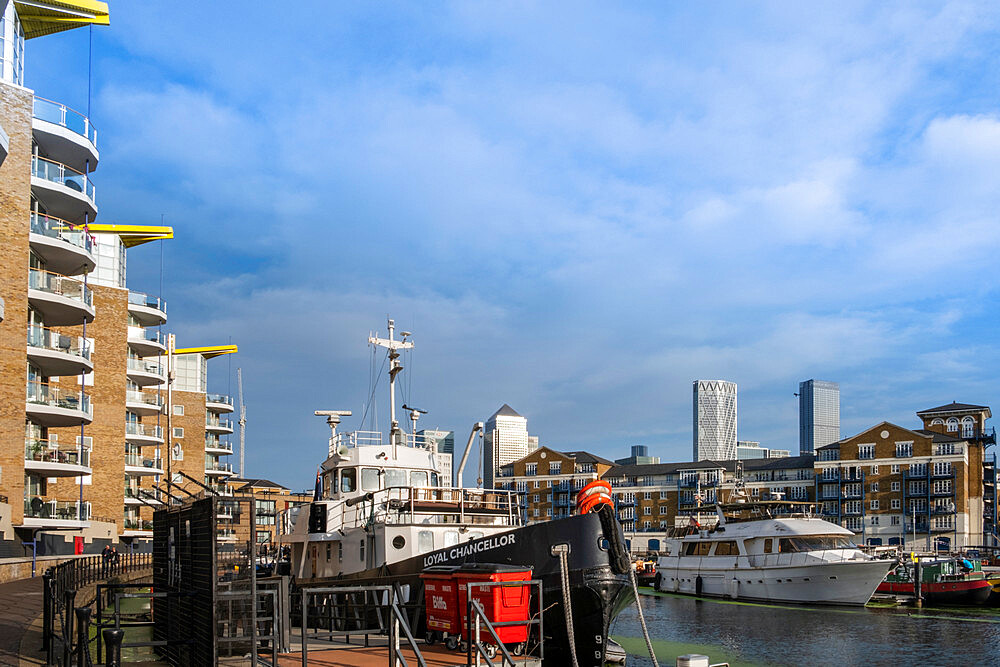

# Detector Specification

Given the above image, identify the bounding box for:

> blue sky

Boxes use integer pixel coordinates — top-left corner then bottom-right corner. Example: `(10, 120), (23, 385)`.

(25, 1), (1000, 488)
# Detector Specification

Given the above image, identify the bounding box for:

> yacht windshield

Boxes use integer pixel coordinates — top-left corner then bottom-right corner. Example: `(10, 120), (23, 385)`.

(385, 468), (407, 488)
(361, 468), (380, 491)
(778, 536), (855, 552)
(341, 469), (356, 493)
(410, 471), (428, 487)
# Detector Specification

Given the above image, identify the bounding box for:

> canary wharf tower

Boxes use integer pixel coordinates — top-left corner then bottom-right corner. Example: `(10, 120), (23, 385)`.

(693, 380), (738, 461)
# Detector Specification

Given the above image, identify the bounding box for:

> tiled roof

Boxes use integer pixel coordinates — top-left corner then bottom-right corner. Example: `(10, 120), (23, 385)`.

(916, 401), (989, 415)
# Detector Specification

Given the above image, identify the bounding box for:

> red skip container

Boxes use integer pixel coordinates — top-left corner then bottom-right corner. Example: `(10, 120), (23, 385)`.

(420, 565), (461, 635)
(454, 563), (533, 645)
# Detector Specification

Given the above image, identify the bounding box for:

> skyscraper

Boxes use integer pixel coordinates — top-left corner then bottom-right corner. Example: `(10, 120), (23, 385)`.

(798, 380), (840, 454)
(418, 429), (454, 487)
(693, 380), (738, 461)
(483, 404), (529, 489)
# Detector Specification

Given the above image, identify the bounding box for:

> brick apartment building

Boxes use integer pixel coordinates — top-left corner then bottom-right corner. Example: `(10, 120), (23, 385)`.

(496, 447), (615, 523)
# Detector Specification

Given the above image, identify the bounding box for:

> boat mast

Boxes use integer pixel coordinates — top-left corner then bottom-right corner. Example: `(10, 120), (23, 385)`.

(369, 318), (414, 458)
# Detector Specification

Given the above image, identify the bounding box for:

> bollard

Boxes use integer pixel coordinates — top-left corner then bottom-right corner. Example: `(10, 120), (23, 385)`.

(63, 589), (77, 666)
(75, 607), (91, 667)
(102, 628), (124, 667)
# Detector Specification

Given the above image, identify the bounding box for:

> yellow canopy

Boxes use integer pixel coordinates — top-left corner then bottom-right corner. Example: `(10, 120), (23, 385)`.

(86, 224), (173, 248)
(15, 0), (110, 39)
(173, 345), (239, 359)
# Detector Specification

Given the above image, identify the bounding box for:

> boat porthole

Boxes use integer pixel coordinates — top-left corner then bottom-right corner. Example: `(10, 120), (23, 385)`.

(804, 578), (810, 582)
(829, 576), (837, 580)
(392, 536), (406, 549)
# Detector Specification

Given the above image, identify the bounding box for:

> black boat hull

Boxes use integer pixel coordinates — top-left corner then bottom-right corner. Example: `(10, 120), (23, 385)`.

(295, 507), (634, 666)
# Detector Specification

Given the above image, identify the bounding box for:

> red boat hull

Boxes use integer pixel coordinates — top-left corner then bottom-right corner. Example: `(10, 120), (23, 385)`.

(877, 579), (993, 605)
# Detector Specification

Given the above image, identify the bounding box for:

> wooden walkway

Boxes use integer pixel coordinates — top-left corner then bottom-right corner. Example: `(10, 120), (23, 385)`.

(278, 643), (541, 666)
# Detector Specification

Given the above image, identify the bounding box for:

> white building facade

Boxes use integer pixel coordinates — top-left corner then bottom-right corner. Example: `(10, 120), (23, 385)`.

(693, 380), (737, 461)
(799, 379), (840, 455)
(483, 404), (529, 489)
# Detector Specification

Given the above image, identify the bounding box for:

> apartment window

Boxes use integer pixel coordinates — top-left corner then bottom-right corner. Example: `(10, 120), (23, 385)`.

(845, 517), (863, 532)
(844, 501), (861, 515)
(946, 418), (959, 433)
(789, 487), (807, 500)
(173, 427), (184, 438)
(526, 463), (537, 476)
(910, 463), (927, 477)
(858, 444), (874, 460)
(843, 483), (861, 498)
(659, 506), (668, 514)
(909, 482), (927, 496)
(643, 507), (651, 515)
(532, 509), (539, 517)
(870, 515), (879, 526)
(818, 449), (840, 461)
(870, 500), (879, 510)
(936, 443), (957, 455)
(933, 480), (953, 495)
(870, 465), (878, 475)
(891, 464), (900, 474)
(895, 442), (913, 457)
(891, 481), (901, 492)
(910, 499), (927, 512)
(643, 492), (652, 500)
(548, 462), (560, 474)
(933, 462), (953, 476)
(533, 481), (539, 489)
(174, 405), (184, 416)
(643, 521), (651, 529)
(962, 417), (975, 438)
(869, 483), (879, 493)
(891, 516), (900, 525)
(532, 494), (539, 503)
(659, 520), (668, 528)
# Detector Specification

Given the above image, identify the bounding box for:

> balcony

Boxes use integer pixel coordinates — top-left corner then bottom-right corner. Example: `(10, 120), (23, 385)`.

(126, 357), (165, 387)
(205, 461), (235, 477)
(23, 497), (90, 529)
(28, 268), (94, 325)
(931, 469), (956, 480)
(207, 484), (232, 496)
(206, 393), (234, 413)
(28, 212), (95, 276)
(904, 486), (929, 498)
(842, 506), (863, 516)
(905, 469), (929, 481)
(125, 453), (163, 475)
(931, 486), (955, 498)
(125, 390), (163, 416)
(32, 97), (98, 170)
(125, 422), (164, 445)
(678, 479), (698, 488)
(122, 518), (153, 534)
(205, 416), (234, 434)
(127, 291), (167, 327)
(127, 326), (166, 356)
(27, 325), (92, 377)
(24, 438), (91, 477)
(30, 155), (96, 221)
(26, 381), (92, 427)
(124, 487), (162, 506)
(204, 436), (233, 455)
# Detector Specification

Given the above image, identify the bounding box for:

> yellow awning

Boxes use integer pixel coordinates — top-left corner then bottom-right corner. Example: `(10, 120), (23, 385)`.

(15, 0), (110, 39)
(173, 345), (239, 359)
(86, 224), (173, 248)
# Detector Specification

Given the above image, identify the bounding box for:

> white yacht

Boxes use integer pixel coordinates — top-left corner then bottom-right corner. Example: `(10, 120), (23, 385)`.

(654, 501), (894, 605)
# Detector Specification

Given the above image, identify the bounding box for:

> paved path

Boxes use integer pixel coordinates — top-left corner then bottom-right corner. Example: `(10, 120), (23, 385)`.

(0, 577), (43, 666)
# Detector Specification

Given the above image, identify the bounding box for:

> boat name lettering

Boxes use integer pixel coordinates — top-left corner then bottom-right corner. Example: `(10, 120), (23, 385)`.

(422, 534), (515, 567)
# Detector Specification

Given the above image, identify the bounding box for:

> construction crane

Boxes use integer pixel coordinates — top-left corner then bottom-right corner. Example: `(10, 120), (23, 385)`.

(237, 367), (247, 478)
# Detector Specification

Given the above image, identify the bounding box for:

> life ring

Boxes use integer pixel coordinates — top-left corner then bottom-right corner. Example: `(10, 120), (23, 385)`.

(576, 480), (612, 507)
(578, 493), (614, 515)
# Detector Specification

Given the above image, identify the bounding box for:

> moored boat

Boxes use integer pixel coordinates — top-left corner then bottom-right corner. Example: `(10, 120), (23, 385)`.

(878, 558), (993, 605)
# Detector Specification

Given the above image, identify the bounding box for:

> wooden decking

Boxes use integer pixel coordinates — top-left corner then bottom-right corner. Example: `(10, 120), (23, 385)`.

(278, 643), (541, 666)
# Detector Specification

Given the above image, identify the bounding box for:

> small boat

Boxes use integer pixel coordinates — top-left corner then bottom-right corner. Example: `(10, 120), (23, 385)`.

(634, 558), (657, 587)
(878, 558), (993, 605)
(654, 500), (894, 605)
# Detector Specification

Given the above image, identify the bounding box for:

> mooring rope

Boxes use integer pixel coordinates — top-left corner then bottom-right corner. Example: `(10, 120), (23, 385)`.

(554, 544), (580, 667)
(629, 567), (659, 666)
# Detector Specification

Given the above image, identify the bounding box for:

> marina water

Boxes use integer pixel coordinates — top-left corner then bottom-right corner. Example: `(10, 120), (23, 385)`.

(612, 590), (1000, 666)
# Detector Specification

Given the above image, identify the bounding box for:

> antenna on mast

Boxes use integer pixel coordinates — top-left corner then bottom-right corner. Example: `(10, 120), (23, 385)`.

(368, 318), (414, 458)
(237, 368), (246, 478)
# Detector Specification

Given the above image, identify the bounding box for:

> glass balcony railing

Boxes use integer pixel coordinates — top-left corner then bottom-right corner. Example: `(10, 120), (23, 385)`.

(126, 390), (164, 409)
(29, 211), (93, 253)
(125, 422), (163, 439)
(127, 357), (164, 376)
(205, 435), (234, 452)
(24, 497), (90, 521)
(28, 268), (93, 307)
(128, 291), (167, 315)
(26, 381), (92, 415)
(205, 460), (233, 474)
(123, 518), (153, 531)
(33, 96), (98, 147)
(27, 325), (90, 360)
(128, 327), (165, 346)
(125, 452), (163, 469)
(206, 393), (233, 406)
(206, 416), (232, 429)
(25, 438), (90, 467)
(31, 155), (95, 202)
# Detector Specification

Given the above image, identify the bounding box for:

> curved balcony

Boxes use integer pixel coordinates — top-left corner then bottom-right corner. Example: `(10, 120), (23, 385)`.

(32, 97), (99, 172)
(204, 436), (234, 455)
(206, 393), (234, 414)
(127, 291), (166, 327)
(126, 357), (165, 387)
(125, 422), (164, 446)
(124, 487), (163, 506)
(125, 390), (163, 416)
(30, 155), (97, 221)
(122, 517), (153, 536)
(23, 498), (90, 529)
(24, 438), (91, 477)
(205, 416), (233, 434)
(125, 453), (164, 476)
(27, 325), (92, 377)
(29, 212), (95, 276)
(127, 326), (166, 356)
(26, 381), (92, 427)
(205, 461), (235, 477)
(28, 268), (94, 326)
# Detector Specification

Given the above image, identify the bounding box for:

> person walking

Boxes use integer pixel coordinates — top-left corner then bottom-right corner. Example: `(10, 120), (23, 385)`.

(110, 545), (120, 575)
(101, 543), (112, 577)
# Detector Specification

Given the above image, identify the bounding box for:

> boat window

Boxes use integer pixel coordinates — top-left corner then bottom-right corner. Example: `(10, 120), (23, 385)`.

(341, 469), (356, 493)
(763, 539), (773, 554)
(684, 542), (711, 556)
(361, 468), (380, 491)
(431, 472), (439, 487)
(411, 471), (429, 487)
(778, 536), (854, 553)
(444, 531), (459, 547)
(713, 541), (739, 556)
(385, 468), (407, 488)
(418, 531), (434, 553)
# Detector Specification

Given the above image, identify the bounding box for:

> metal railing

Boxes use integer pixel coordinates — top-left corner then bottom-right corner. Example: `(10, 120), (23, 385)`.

(26, 381), (92, 416)
(125, 422), (163, 439)
(31, 155), (95, 202)
(124, 453), (163, 470)
(126, 357), (164, 376)
(127, 327), (165, 346)
(25, 438), (90, 467)
(127, 290), (166, 314)
(125, 390), (163, 409)
(29, 211), (93, 253)
(205, 436), (233, 452)
(330, 430), (383, 449)
(122, 518), (153, 531)
(205, 461), (234, 474)
(33, 96), (98, 146)
(24, 497), (90, 521)
(28, 268), (93, 307)
(466, 579), (544, 666)
(28, 325), (90, 360)
(205, 416), (233, 429)
(206, 393), (234, 407)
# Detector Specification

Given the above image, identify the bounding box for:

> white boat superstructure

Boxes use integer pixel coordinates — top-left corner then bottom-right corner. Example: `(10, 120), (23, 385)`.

(655, 503), (894, 605)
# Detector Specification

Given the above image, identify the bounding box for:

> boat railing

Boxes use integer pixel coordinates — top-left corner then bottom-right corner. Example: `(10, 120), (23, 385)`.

(331, 430), (383, 448)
